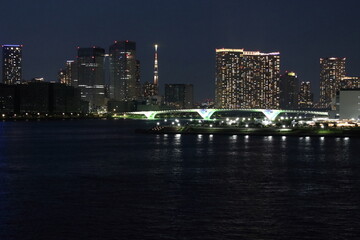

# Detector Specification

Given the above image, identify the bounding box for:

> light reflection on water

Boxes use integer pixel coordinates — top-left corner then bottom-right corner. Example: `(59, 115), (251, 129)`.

(0, 120), (360, 240)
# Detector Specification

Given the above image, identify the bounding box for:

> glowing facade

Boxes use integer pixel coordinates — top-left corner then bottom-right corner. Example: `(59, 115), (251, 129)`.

(215, 49), (280, 109)
(109, 41), (138, 101)
(319, 57), (346, 109)
(2, 45), (23, 85)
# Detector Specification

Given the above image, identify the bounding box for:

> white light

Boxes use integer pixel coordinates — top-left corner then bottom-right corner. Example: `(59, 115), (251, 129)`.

(344, 137), (349, 140)
(282, 125), (286, 128)
(245, 124), (249, 127)
(210, 124), (213, 127)
(157, 122), (160, 125)
(177, 123), (181, 126)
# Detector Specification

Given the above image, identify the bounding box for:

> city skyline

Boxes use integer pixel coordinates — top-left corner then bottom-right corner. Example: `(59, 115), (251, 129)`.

(2, 0), (360, 101)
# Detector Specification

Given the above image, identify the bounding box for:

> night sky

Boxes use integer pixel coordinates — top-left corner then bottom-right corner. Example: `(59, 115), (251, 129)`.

(1, 0), (360, 101)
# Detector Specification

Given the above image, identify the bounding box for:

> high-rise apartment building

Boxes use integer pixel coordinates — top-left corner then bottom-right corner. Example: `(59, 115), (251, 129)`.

(77, 47), (105, 112)
(298, 81), (313, 109)
(319, 57), (346, 109)
(279, 71), (299, 109)
(215, 49), (280, 109)
(2, 45), (23, 84)
(165, 84), (194, 109)
(109, 40), (138, 101)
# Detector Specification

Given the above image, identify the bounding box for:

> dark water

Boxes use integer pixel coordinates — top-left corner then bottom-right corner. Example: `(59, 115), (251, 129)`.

(0, 119), (360, 240)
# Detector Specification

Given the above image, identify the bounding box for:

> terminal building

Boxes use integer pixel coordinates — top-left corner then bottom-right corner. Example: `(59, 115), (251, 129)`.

(337, 89), (360, 120)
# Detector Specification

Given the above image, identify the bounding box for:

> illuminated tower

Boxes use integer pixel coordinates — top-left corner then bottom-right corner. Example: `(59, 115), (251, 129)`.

(319, 57), (346, 109)
(2, 44), (23, 84)
(153, 44), (159, 95)
(215, 48), (280, 109)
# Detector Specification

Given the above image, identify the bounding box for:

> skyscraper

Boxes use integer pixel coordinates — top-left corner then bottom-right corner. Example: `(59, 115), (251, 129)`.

(109, 40), (138, 101)
(165, 84), (193, 109)
(298, 81), (313, 109)
(215, 49), (280, 109)
(2, 45), (23, 84)
(77, 47), (105, 112)
(279, 71), (299, 109)
(319, 57), (346, 109)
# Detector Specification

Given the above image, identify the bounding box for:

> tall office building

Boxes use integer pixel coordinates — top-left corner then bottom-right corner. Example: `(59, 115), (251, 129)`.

(215, 48), (280, 109)
(319, 57), (346, 109)
(77, 47), (105, 112)
(165, 84), (193, 109)
(298, 81), (313, 109)
(2, 45), (23, 84)
(279, 71), (299, 109)
(109, 40), (138, 101)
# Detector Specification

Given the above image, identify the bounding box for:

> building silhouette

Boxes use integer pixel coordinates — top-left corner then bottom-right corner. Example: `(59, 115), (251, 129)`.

(109, 41), (138, 101)
(77, 47), (106, 112)
(165, 84), (193, 109)
(279, 71), (299, 109)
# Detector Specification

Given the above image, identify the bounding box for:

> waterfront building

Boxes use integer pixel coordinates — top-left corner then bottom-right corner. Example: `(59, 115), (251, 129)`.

(2, 44), (23, 84)
(215, 48), (280, 109)
(279, 71), (299, 109)
(165, 84), (194, 109)
(336, 89), (360, 120)
(319, 57), (346, 109)
(0, 82), (82, 114)
(0, 83), (16, 113)
(77, 47), (106, 112)
(109, 40), (138, 101)
(298, 81), (313, 109)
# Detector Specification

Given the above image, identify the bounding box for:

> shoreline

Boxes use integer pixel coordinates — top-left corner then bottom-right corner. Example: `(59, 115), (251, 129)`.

(136, 126), (360, 138)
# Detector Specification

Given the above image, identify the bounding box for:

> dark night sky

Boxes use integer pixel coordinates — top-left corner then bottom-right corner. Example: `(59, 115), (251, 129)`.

(1, 0), (360, 101)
